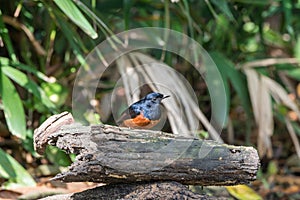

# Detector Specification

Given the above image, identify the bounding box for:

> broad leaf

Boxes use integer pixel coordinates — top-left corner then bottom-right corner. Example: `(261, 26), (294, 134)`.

(2, 66), (56, 111)
(0, 57), (55, 82)
(0, 72), (26, 139)
(210, 52), (252, 117)
(0, 148), (36, 188)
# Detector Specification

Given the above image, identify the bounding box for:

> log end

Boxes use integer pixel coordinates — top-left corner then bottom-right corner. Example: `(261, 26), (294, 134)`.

(34, 111), (74, 154)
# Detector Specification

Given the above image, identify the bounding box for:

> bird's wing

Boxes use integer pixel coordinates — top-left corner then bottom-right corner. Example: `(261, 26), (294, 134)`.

(116, 104), (141, 125)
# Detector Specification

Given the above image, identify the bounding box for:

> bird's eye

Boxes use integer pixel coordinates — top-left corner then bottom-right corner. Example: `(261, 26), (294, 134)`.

(153, 97), (157, 101)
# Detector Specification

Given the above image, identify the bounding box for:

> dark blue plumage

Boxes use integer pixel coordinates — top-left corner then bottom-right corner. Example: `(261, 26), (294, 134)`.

(117, 92), (170, 129)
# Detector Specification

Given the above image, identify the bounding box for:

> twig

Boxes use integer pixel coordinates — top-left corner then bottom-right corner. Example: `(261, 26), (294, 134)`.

(239, 58), (300, 69)
(3, 15), (46, 56)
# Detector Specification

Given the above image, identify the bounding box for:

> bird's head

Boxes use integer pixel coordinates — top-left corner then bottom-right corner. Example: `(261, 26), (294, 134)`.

(144, 92), (170, 104)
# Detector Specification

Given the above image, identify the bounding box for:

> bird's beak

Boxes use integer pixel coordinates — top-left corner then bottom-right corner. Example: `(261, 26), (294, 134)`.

(162, 95), (170, 100)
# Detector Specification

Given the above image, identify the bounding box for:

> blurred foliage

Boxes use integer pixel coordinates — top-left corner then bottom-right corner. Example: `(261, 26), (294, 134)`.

(0, 1), (300, 198)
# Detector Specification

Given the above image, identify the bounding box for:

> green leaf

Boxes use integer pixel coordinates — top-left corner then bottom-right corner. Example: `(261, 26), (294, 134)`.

(291, 121), (300, 136)
(2, 66), (57, 111)
(205, 54), (229, 127)
(0, 71), (26, 139)
(53, 0), (98, 39)
(285, 68), (300, 81)
(211, 0), (235, 21)
(52, 10), (89, 69)
(210, 52), (252, 117)
(207, 52), (230, 123)
(0, 148), (36, 188)
(41, 82), (68, 106)
(282, 0), (294, 36)
(123, 0), (134, 30)
(45, 146), (72, 167)
(263, 28), (286, 48)
(0, 10), (17, 61)
(0, 57), (54, 83)
(22, 130), (39, 157)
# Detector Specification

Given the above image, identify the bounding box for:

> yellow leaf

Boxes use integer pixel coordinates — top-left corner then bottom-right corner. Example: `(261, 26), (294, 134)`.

(226, 185), (262, 200)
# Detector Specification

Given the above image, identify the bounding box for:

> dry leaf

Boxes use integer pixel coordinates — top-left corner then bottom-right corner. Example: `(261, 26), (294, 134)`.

(244, 69), (273, 157)
(244, 69), (260, 124)
(263, 76), (300, 120)
(285, 118), (300, 157)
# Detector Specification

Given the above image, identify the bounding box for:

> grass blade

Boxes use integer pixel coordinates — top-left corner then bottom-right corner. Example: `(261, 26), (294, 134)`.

(211, 0), (235, 21)
(0, 10), (17, 61)
(1, 56), (55, 82)
(53, 0), (98, 39)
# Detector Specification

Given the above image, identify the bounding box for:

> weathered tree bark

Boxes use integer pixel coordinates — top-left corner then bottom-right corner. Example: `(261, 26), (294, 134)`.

(34, 112), (260, 186)
(34, 111), (74, 155)
(40, 182), (217, 200)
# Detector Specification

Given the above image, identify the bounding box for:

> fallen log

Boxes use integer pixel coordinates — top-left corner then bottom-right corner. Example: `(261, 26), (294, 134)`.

(34, 112), (260, 186)
(40, 182), (213, 200)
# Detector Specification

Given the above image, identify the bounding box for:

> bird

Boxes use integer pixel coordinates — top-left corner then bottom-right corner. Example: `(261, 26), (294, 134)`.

(117, 92), (170, 129)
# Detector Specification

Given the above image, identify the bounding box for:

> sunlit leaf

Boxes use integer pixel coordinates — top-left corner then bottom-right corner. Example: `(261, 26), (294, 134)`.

(226, 185), (263, 200)
(0, 148), (36, 188)
(41, 82), (68, 106)
(0, 72), (26, 139)
(2, 66), (56, 111)
(0, 57), (55, 83)
(53, 0), (98, 39)
(263, 28), (286, 48)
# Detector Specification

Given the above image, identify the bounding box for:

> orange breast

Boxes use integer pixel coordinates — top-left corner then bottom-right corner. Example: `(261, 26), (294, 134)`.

(122, 114), (160, 129)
